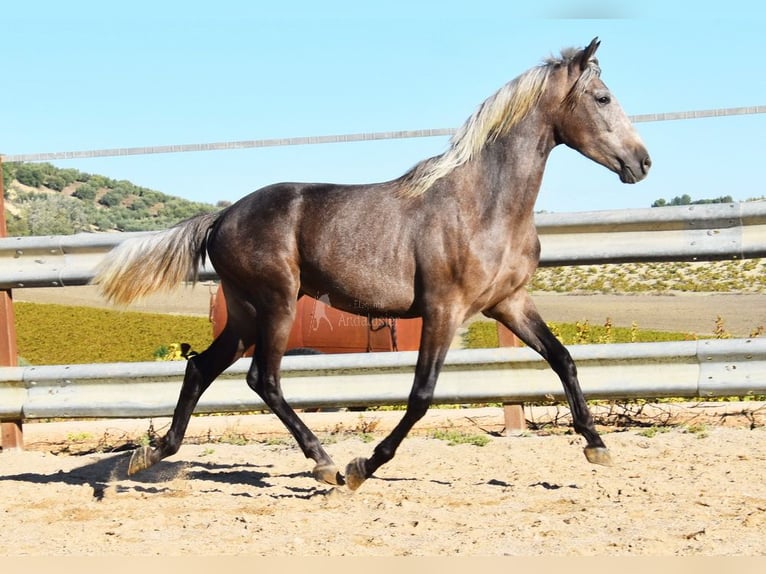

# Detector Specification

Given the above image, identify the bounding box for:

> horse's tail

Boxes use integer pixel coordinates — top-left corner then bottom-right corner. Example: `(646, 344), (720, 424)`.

(92, 212), (220, 306)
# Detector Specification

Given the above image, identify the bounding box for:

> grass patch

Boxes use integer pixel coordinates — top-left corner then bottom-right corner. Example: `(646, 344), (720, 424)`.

(66, 431), (94, 442)
(463, 321), (504, 349)
(14, 301), (213, 364)
(683, 423), (710, 438)
(637, 426), (673, 438)
(430, 429), (491, 447)
(218, 430), (250, 446)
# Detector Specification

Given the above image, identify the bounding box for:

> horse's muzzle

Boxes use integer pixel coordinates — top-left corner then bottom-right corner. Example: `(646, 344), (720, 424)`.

(619, 152), (652, 184)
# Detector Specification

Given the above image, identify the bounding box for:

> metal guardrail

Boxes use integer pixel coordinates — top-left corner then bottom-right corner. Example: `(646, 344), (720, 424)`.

(1, 339), (764, 420)
(534, 201), (766, 264)
(1, 202), (765, 435)
(0, 202), (764, 289)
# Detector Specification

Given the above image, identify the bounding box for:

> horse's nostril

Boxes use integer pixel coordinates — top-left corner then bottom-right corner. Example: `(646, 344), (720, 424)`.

(642, 155), (652, 173)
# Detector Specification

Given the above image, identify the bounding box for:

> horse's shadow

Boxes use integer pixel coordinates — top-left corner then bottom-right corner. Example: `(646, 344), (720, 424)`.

(3, 451), (471, 500)
(0, 451), (326, 500)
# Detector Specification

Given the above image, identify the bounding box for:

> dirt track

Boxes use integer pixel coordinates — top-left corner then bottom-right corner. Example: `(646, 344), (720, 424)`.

(2, 404), (766, 556)
(5, 287), (766, 556)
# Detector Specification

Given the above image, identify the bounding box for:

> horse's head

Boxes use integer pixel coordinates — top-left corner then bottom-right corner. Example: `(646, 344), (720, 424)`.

(550, 38), (651, 183)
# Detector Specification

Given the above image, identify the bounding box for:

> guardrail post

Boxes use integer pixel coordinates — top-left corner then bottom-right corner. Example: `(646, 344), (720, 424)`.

(497, 324), (526, 433)
(0, 157), (22, 451)
(2, 421), (22, 450)
(502, 403), (526, 435)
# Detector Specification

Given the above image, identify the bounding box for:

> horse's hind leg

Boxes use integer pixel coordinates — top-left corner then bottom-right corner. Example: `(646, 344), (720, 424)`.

(128, 325), (243, 475)
(248, 303), (344, 486)
(484, 291), (612, 466)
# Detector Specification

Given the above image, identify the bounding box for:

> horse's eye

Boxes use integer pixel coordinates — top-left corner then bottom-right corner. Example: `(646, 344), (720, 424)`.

(596, 94), (611, 105)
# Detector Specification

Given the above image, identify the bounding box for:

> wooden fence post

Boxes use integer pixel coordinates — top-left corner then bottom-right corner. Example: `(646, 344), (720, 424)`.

(497, 323), (526, 435)
(0, 156), (22, 451)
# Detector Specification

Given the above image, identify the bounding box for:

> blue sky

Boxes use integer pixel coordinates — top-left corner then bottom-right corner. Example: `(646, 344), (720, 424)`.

(1, 1), (763, 213)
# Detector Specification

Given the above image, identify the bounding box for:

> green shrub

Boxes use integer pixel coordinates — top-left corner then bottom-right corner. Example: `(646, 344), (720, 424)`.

(71, 182), (99, 201)
(98, 189), (124, 207)
(14, 164), (46, 187)
(462, 319), (696, 349)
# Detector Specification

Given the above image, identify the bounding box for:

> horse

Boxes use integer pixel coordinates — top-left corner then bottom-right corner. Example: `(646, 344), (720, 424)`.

(93, 38), (651, 491)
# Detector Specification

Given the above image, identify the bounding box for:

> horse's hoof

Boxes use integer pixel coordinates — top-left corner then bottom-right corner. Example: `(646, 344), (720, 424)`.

(127, 446), (155, 476)
(312, 464), (345, 486)
(584, 446), (613, 467)
(345, 457), (369, 491)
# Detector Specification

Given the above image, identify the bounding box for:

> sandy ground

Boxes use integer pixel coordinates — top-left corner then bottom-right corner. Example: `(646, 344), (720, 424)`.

(13, 285), (766, 338)
(2, 403), (766, 556)
(5, 287), (766, 556)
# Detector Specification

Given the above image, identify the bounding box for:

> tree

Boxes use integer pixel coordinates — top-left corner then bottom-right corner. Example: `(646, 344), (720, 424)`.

(43, 174), (67, 191)
(5, 213), (29, 236)
(14, 164), (45, 188)
(652, 194), (734, 208)
(2, 162), (15, 192)
(98, 189), (124, 207)
(25, 195), (89, 235)
(57, 168), (84, 186)
(71, 182), (99, 201)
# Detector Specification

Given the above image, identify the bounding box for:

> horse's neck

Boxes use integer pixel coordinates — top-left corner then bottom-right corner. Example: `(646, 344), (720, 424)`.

(467, 112), (556, 221)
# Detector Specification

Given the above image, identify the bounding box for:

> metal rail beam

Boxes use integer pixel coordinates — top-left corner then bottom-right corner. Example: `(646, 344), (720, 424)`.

(534, 201), (766, 265)
(0, 202), (764, 289)
(2, 105), (764, 163)
(1, 339), (763, 421)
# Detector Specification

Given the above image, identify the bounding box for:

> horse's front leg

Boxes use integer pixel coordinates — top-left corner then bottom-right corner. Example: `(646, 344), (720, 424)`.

(484, 290), (612, 466)
(345, 307), (462, 490)
(249, 305), (344, 487)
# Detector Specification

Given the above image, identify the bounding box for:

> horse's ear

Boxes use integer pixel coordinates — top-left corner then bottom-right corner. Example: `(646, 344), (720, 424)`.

(577, 37), (600, 71)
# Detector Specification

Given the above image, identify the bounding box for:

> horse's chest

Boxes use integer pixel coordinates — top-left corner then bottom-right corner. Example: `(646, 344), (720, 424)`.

(477, 237), (539, 293)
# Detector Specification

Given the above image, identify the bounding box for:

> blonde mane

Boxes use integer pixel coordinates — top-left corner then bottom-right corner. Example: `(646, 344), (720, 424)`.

(399, 48), (598, 198)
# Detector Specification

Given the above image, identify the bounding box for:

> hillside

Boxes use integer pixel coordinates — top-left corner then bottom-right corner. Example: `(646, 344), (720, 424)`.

(1, 161), (225, 235)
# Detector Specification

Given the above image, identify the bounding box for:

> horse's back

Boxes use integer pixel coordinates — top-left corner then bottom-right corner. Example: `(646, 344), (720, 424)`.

(206, 180), (420, 313)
